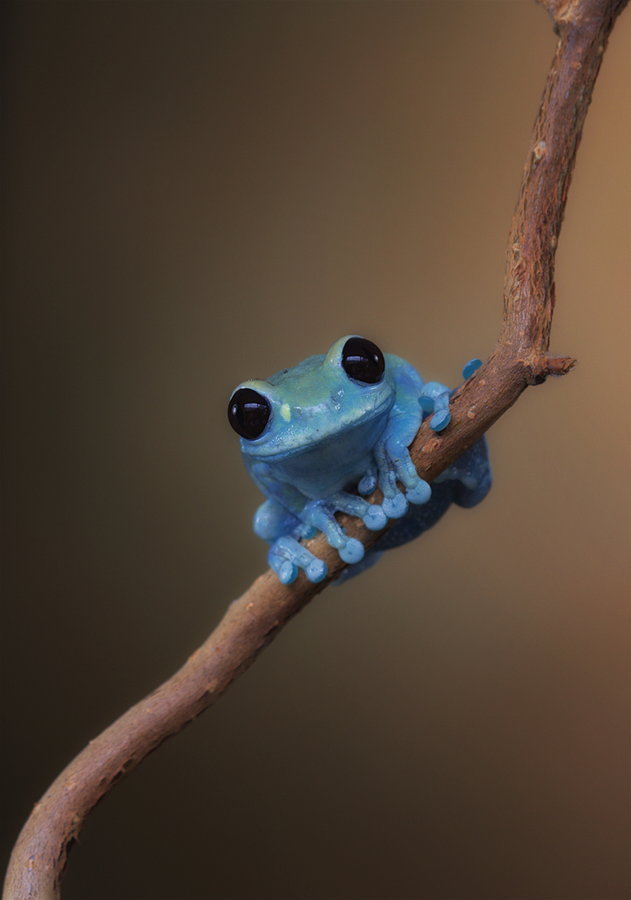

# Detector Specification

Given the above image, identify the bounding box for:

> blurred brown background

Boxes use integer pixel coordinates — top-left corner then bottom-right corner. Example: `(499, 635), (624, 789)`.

(2, 2), (630, 898)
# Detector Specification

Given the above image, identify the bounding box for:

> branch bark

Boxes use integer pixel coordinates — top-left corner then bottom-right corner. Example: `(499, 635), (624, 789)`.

(4, 1), (627, 896)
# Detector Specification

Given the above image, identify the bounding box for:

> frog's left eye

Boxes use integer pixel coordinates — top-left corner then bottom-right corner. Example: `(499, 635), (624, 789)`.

(228, 388), (271, 440)
(341, 337), (385, 384)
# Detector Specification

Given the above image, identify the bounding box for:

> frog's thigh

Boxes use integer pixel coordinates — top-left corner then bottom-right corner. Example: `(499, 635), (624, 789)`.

(253, 499), (300, 541)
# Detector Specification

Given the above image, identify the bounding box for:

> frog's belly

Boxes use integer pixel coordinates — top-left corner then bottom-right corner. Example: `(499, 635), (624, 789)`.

(279, 447), (370, 496)
(275, 420), (385, 498)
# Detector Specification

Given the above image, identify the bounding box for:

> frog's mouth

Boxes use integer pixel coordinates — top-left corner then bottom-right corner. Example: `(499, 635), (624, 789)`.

(246, 395), (393, 462)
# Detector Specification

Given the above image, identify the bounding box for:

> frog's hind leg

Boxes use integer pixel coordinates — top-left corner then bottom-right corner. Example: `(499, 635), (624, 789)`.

(255, 500), (326, 584)
(438, 438), (492, 508)
(253, 499), (307, 541)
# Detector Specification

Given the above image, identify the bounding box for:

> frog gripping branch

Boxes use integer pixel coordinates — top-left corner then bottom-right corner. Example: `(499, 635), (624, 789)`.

(4, 1), (627, 896)
(228, 336), (491, 584)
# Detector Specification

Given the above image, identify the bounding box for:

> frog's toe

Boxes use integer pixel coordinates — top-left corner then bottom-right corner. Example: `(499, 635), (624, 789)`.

(339, 537), (364, 565)
(382, 492), (408, 519)
(306, 558), (328, 582)
(462, 357), (482, 380)
(357, 472), (377, 495)
(268, 543), (298, 584)
(276, 559), (298, 584)
(430, 409), (451, 432)
(363, 504), (387, 530)
(406, 480), (432, 505)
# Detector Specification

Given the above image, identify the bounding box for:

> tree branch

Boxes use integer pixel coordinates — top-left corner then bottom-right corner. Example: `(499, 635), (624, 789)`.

(4, 1), (627, 897)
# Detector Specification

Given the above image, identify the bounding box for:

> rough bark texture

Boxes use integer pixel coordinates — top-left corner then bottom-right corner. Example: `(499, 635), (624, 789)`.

(3, 0), (627, 896)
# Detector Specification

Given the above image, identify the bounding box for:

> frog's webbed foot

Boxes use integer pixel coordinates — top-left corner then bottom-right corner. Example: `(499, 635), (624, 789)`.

(435, 435), (492, 508)
(255, 501), (321, 583)
(268, 536), (327, 585)
(300, 493), (386, 566)
(329, 491), (387, 531)
(260, 493), (386, 583)
(418, 362), (482, 431)
(419, 381), (452, 432)
(375, 437), (431, 519)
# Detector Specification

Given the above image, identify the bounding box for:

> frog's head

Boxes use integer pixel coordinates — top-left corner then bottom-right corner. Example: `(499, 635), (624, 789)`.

(227, 335), (396, 460)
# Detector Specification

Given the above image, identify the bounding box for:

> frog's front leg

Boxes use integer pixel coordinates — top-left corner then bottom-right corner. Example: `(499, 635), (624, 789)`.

(300, 491), (387, 565)
(266, 492), (385, 584)
(374, 358), (433, 518)
(251, 468), (386, 584)
(418, 360), (482, 432)
(268, 535), (328, 585)
(375, 433), (432, 518)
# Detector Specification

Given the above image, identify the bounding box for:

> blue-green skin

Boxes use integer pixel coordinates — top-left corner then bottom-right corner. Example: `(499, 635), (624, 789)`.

(232, 336), (491, 584)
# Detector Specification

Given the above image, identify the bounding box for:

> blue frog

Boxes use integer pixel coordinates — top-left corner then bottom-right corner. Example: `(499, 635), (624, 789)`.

(228, 336), (491, 584)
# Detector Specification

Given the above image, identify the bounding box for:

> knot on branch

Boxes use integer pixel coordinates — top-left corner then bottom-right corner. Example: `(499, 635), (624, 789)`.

(526, 354), (577, 384)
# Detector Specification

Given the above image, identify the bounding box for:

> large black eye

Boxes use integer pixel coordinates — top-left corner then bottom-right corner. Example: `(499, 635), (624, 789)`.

(341, 337), (385, 384)
(228, 388), (271, 440)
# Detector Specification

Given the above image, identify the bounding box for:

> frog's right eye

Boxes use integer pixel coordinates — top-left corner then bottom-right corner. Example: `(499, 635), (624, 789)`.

(341, 336), (385, 385)
(228, 388), (272, 440)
